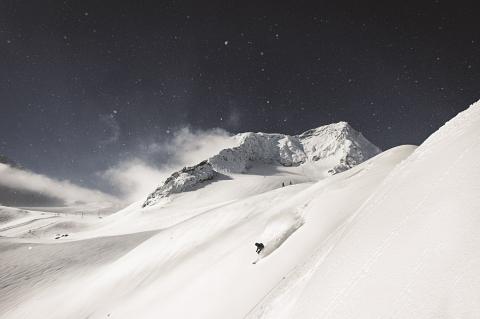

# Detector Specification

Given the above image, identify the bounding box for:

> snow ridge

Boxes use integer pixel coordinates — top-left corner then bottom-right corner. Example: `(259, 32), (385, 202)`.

(143, 122), (380, 207)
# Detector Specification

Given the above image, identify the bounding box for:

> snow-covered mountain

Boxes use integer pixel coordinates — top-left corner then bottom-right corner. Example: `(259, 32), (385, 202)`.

(2, 103), (480, 319)
(143, 122), (380, 206)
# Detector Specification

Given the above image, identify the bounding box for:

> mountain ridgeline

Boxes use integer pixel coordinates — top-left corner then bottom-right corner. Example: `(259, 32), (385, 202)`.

(143, 122), (381, 207)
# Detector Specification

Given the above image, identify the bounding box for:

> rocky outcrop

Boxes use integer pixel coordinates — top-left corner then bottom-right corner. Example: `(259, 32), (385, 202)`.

(142, 161), (216, 207)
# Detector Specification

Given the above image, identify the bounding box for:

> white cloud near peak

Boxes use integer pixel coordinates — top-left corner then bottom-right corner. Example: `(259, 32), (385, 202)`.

(99, 127), (238, 202)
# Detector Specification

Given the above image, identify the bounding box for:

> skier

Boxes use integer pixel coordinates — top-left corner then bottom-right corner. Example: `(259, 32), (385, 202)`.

(255, 242), (264, 254)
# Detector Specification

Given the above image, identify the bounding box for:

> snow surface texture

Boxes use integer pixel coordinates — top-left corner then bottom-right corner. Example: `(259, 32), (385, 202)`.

(1, 103), (480, 319)
(143, 122), (381, 206)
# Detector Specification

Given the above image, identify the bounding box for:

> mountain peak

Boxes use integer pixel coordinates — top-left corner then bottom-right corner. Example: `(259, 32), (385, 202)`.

(297, 122), (380, 166)
(297, 121), (351, 138)
(143, 123), (381, 207)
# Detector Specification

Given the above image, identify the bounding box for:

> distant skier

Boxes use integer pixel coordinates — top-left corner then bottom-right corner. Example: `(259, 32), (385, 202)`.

(282, 182), (285, 187)
(255, 242), (264, 254)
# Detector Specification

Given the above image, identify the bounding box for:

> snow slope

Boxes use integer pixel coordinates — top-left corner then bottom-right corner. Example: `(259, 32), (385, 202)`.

(2, 102), (480, 319)
(248, 101), (480, 318)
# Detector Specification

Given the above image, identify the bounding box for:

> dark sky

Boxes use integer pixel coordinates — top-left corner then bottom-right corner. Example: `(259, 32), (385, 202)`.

(1, 0), (479, 187)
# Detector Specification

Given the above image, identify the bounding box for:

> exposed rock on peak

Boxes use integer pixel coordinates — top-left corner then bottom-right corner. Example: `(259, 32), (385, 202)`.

(143, 161), (217, 207)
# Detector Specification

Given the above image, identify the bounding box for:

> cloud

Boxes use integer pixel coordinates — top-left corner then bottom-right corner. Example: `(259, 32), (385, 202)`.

(99, 127), (238, 202)
(162, 127), (236, 165)
(0, 163), (116, 206)
(99, 159), (168, 203)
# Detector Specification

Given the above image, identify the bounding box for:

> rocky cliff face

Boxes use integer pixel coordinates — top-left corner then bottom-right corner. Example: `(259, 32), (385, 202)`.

(143, 161), (216, 207)
(143, 122), (381, 207)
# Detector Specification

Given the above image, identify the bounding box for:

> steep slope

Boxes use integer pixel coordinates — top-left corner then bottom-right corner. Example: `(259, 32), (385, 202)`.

(144, 122), (380, 206)
(248, 101), (480, 318)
